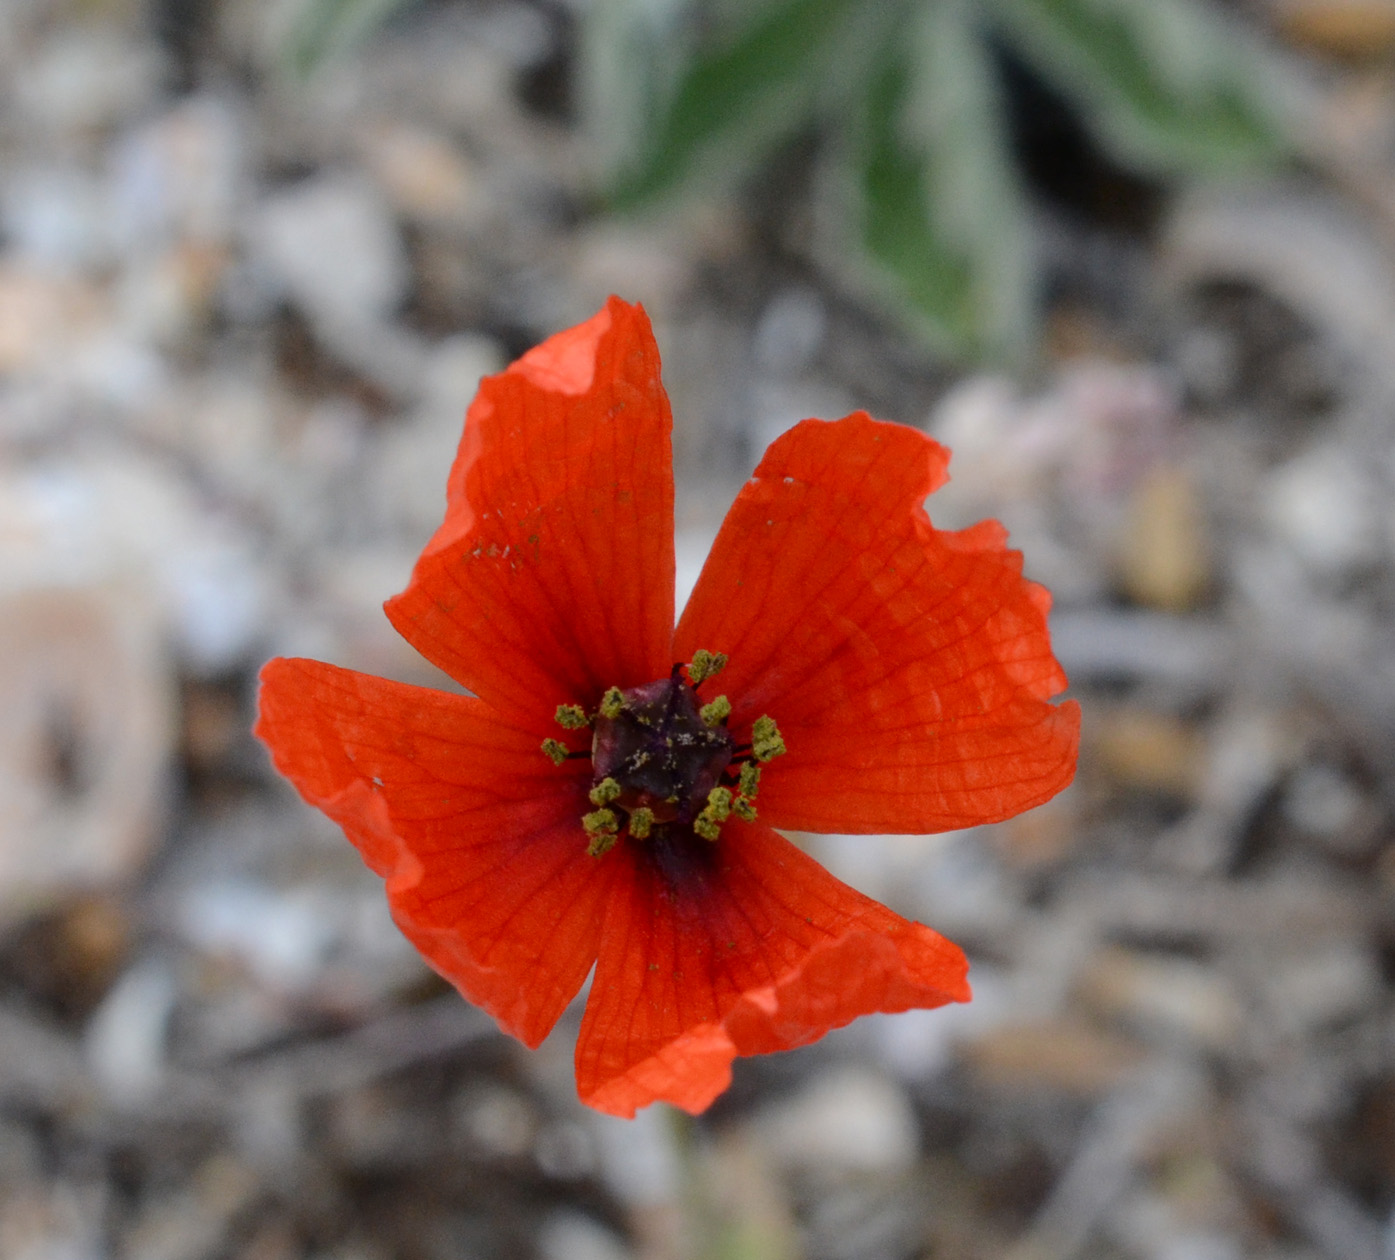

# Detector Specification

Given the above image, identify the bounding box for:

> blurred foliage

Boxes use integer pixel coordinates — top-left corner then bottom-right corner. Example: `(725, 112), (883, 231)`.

(283, 0), (415, 79)
(582, 0), (1293, 361)
(287, 0), (1293, 361)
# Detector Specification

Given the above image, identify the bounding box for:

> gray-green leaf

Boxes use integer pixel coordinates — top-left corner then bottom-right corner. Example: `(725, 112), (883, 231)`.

(990, 0), (1289, 174)
(840, 0), (1034, 361)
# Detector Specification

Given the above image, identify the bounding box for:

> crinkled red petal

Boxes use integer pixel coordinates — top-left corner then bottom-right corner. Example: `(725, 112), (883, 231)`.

(386, 297), (675, 726)
(675, 413), (1080, 833)
(254, 658), (612, 1047)
(574, 820), (969, 1117)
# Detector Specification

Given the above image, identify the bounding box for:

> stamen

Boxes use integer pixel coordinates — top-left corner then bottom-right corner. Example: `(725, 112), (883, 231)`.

(583, 808), (619, 857)
(699, 695), (731, 728)
(555, 704), (590, 730)
(694, 786), (733, 840)
(687, 649), (728, 686)
(589, 777), (622, 806)
(751, 715), (786, 762)
(541, 738), (569, 766)
(578, 664), (776, 852)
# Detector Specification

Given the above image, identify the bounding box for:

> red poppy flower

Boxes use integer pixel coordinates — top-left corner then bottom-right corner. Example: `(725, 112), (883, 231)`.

(254, 297), (1079, 1118)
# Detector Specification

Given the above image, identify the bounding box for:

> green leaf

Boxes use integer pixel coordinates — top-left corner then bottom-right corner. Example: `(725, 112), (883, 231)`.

(578, 0), (695, 183)
(283, 0), (417, 79)
(605, 0), (865, 206)
(990, 0), (1290, 175)
(837, 0), (1034, 361)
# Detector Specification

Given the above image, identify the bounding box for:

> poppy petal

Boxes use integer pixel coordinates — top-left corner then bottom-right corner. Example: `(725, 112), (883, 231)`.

(254, 658), (612, 1047)
(385, 298), (675, 726)
(675, 413), (1080, 833)
(574, 821), (969, 1117)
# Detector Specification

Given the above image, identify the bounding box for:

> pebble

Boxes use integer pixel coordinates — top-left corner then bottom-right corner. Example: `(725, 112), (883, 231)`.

(250, 173), (410, 330)
(755, 1065), (920, 1175)
(12, 27), (162, 139)
(0, 265), (103, 380)
(0, 452), (272, 671)
(177, 878), (416, 1003)
(1092, 708), (1206, 798)
(587, 1104), (680, 1208)
(1076, 948), (1244, 1052)
(1264, 442), (1381, 574)
(962, 1019), (1146, 1096)
(0, 586), (173, 923)
(85, 957), (178, 1108)
(452, 1082), (538, 1159)
(1117, 464), (1212, 612)
(1260, 943), (1383, 1031)
(1282, 762), (1378, 856)
(108, 95), (247, 254)
(536, 1211), (633, 1260)
(1283, 763), (1364, 837)
(754, 286), (828, 375)
(358, 121), (480, 225)
(2, 163), (109, 270)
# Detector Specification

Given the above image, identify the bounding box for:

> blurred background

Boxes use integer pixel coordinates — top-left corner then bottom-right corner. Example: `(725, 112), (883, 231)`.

(2, 0), (1395, 1257)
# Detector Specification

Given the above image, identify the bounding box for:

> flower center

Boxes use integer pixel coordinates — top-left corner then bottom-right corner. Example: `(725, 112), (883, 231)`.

(592, 667), (733, 826)
(540, 651), (786, 856)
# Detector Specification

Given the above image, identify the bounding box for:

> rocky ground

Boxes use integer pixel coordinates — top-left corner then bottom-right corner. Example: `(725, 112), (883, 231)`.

(2, 1), (1395, 1258)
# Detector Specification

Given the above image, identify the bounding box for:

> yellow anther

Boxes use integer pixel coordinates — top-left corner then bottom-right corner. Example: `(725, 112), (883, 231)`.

(541, 738), (569, 766)
(589, 777), (622, 806)
(629, 806), (654, 839)
(587, 830), (620, 858)
(705, 786), (732, 821)
(732, 796), (757, 822)
(738, 761), (761, 797)
(699, 695), (731, 728)
(694, 787), (733, 839)
(687, 649), (728, 686)
(555, 704), (589, 730)
(583, 808), (619, 857)
(599, 687), (626, 719)
(751, 715), (786, 762)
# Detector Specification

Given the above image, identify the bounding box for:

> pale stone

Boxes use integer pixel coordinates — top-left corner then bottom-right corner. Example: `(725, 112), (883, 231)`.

(1118, 464), (1212, 611)
(1077, 948), (1245, 1051)
(251, 174), (409, 327)
(0, 587), (173, 924)
(756, 1066), (920, 1174)
(1264, 443), (1380, 574)
(85, 958), (177, 1108)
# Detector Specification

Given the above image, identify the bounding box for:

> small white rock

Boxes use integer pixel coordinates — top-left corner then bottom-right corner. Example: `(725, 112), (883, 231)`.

(251, 174), (409, 328)
(588, 1105), (680, 1207)
(537, 1211), (632, 1260)
(1262, 943), (1382, 1031)
(756, 1066), (920, 1175)
(1264, 443), (1381, 574)
(85, 958), (178, 1108)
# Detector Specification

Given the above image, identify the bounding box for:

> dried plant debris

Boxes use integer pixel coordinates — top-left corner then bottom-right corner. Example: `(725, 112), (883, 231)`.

(0, 1), (1392, 1258)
